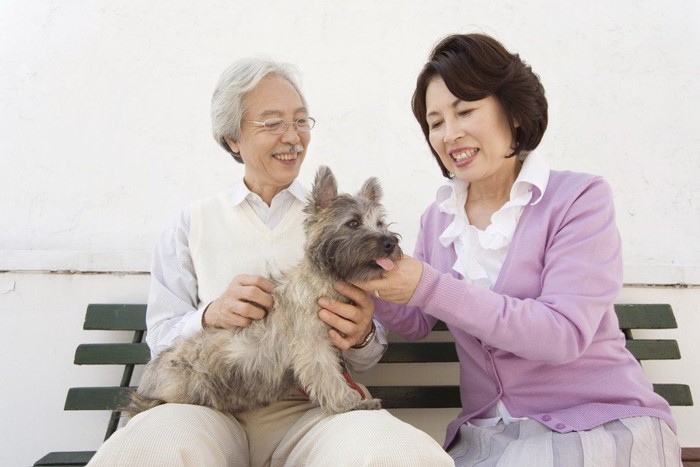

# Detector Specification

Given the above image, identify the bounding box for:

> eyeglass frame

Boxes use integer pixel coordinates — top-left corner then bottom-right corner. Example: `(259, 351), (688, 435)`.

(243, 117), (316, 135)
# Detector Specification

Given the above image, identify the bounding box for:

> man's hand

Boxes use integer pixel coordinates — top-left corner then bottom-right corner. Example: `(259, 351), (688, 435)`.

(202, 274), (274, 329)
(318, 282), (375, 350)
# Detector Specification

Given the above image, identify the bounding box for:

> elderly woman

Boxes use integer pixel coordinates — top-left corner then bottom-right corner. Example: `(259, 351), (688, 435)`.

(358, 34), (681, 466)
(87, 58), (453, 467)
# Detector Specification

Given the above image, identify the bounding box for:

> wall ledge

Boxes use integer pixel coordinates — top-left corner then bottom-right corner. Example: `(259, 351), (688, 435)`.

(1, 251), (699, 287)
(0, 250), (151, 273)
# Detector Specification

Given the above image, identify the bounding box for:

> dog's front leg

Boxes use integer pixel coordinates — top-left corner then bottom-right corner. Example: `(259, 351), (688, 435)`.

(292, 335), (376, 414)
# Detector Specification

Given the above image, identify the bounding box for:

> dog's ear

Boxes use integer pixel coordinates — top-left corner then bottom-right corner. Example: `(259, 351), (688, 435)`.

(310, 165), (338, 211)
(358, 177), (382, 203)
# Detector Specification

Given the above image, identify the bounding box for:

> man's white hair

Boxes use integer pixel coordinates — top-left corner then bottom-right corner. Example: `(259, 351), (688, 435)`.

(210, 58), (306, 163)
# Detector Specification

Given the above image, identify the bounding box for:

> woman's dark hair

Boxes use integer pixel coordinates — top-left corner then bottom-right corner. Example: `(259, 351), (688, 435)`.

(412, 34), (548, 178)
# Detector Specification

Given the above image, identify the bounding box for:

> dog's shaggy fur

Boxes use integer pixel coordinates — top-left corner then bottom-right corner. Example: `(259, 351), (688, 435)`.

(125, 166), (402, 417)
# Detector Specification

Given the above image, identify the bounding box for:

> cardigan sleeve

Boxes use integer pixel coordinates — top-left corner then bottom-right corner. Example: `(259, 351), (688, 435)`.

(409, 176), (623, 363)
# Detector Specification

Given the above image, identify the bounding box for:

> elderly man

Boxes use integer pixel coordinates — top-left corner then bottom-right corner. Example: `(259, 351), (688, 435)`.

(88, 58), (453, 466)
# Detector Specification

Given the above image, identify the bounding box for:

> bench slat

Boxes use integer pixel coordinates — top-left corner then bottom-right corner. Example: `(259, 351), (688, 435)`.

(682, 447), (700, 462)
(381, 342), (458, 363)
(614, 304), (677, 330)
(62, 383), (692, 411)
(368, 384), (692, 409)
(368, 385), (461, 408)
(653, 383), (694, 406)
(62, 385), (692, 410)
(381, 340), (680, 363)
(64, 387), (133, 411)
(625, 340), (681, 360)
(84, 304), (147, 331)
(79, 303), (678, 333)
(433, 304), (677, 333)
(33, 451), (95, 466)
(74, 343), (150, 365)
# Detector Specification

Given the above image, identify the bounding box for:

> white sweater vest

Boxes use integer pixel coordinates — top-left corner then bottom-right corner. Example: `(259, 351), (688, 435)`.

(189, 189), (306, 306)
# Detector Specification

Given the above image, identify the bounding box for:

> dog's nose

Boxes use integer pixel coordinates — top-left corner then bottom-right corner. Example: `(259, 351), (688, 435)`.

(382, 236), (398, 253)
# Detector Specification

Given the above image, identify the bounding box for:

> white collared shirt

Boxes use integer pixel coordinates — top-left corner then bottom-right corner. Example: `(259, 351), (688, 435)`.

(232, 179), (308, 229)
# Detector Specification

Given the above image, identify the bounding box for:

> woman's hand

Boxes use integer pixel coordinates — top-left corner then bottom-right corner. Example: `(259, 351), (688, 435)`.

(318, 282), (375, 350)
(355, 255), (424, 305)
(202, 274), (274, 329)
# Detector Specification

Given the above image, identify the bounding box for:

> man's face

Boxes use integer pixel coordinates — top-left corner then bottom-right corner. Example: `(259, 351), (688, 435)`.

(226, 75), (309, 197)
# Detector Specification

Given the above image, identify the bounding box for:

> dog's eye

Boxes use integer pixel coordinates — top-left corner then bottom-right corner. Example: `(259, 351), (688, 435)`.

(377, 220), (385, 228)
(346, 219), (360, 229)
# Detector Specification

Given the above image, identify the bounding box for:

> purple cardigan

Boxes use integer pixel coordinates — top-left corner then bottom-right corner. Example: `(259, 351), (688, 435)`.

(374, 170), (675, 448)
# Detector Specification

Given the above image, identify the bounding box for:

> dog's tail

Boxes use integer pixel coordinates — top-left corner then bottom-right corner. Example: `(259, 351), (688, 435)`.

(119, 390), (166, 419)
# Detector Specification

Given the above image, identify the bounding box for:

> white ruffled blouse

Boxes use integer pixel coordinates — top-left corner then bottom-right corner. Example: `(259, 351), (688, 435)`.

(435, 151), (550, 426)
(437, 152), (550, 290)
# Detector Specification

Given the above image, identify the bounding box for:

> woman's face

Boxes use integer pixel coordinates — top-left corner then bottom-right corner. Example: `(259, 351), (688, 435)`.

(226, 75), (309, 196)
(425, 77), (517, 185)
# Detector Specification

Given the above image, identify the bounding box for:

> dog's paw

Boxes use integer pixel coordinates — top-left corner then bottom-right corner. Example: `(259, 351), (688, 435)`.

(351, 398), (382, 411)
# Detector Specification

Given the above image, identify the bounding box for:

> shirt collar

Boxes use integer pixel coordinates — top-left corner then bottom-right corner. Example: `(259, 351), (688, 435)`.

(436, 150), (550, 208)
(513, 151), (549, 205)
(286, 179), (309, 203)
(230, 178), (308, 207)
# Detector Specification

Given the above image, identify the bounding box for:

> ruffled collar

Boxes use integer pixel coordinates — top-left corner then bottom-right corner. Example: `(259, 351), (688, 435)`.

(436, 152), (550, 286)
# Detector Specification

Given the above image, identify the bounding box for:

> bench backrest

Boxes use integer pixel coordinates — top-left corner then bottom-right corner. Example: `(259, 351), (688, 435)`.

(67, 304), (147, 440)
(68, 303), (693, 441)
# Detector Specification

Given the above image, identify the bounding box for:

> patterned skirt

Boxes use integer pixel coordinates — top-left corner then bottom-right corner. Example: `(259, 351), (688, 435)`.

(448, 416), (681, 466)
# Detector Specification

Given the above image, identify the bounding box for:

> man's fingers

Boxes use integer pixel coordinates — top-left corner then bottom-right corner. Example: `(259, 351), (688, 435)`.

(239, 286), (273, 310)
(334, 282), (372, 307)
(318, 308), (349, 334)
(327, 328), (351, 350)
(252, 276), (275, 294)
(235, 300), (268, 321)
(225, 313), (251, 329)
(234, 274), (274, 294)
(222, 274), (274, 315)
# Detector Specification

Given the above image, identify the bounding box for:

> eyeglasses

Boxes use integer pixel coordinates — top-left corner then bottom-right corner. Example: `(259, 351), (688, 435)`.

(244, 117), (316, 135)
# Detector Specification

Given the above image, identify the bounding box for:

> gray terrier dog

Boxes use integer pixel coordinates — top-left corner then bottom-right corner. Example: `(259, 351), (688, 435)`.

(126, 166), (402, 417)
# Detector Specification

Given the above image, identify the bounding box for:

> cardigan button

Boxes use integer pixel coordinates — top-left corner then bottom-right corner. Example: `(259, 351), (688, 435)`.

(541, 415), (552, 421)
(555, 423), (566, 430)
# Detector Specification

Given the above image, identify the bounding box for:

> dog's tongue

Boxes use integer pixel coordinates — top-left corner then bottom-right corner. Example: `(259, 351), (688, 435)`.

(375, 258), (395, 271)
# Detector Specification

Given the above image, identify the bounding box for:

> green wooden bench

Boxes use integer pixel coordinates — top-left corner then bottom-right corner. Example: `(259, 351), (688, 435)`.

(35, 303), (697, 466)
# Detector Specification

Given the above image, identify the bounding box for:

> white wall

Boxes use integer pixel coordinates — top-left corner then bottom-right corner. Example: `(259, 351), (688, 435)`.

(1, 1), (698, 465)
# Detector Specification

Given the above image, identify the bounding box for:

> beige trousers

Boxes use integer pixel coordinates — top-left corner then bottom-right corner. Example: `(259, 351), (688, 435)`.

(88, 400), (454, 466)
